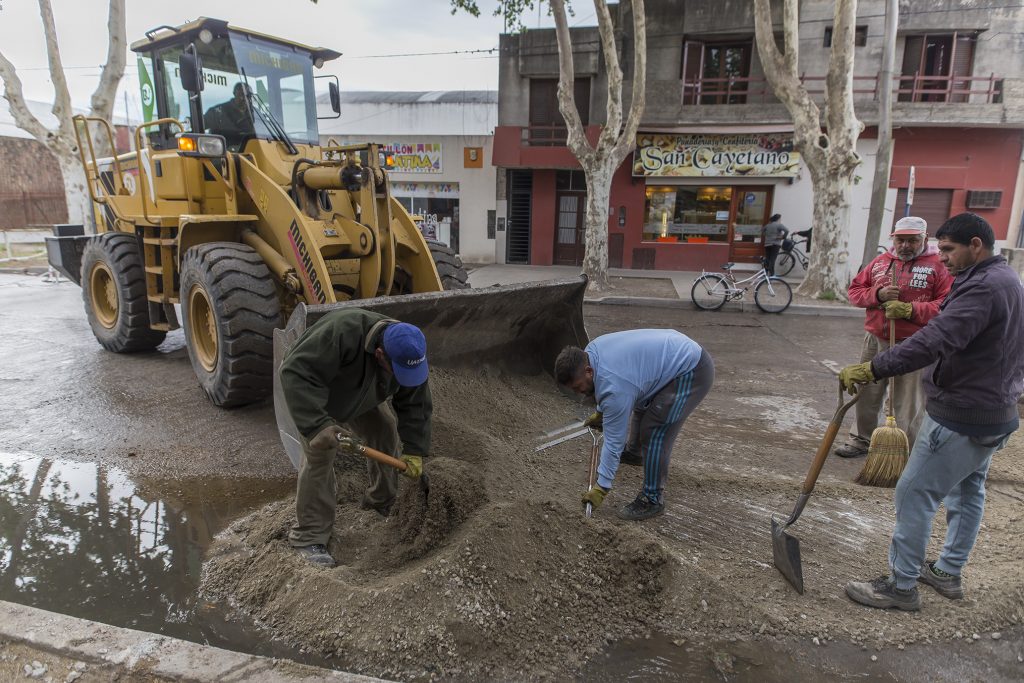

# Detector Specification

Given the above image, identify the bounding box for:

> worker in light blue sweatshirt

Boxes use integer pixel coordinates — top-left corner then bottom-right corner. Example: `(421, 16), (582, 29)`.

(554, 329), (715, 520)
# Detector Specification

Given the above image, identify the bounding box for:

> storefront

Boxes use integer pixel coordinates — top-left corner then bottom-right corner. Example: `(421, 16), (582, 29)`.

(632, 133), (800, 264)
(392, 181), (461, 251)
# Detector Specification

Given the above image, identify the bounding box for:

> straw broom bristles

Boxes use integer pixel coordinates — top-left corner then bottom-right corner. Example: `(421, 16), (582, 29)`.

(856, 415), (909, 486)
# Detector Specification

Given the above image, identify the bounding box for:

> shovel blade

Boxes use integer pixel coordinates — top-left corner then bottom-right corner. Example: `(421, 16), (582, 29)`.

(771, 516), (804, 594)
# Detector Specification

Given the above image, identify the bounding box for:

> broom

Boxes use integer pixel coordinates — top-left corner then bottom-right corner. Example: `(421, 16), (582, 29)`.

(855, 313), (910, 487)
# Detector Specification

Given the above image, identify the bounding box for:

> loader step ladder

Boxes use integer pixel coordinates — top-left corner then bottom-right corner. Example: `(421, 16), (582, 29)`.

(140, 222), (179, 331)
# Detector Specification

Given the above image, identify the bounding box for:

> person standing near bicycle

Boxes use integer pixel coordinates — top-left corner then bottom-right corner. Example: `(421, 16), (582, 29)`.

(833, 216), (953, 458)
(762, 213), (789, 276)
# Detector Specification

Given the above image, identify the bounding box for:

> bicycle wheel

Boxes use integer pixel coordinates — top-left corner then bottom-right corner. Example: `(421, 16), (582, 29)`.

(754, 277), (793, 313)
(776, 251), (796, 277)
(690, 274), (729, 311)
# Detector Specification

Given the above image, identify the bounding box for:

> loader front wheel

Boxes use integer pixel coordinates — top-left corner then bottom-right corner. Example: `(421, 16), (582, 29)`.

(428, 240), (469, 290)
(180, 242), (282, 408)
(81, 233), (166, 352)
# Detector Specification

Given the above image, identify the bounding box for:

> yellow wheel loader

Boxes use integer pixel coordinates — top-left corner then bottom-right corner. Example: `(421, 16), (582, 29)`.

(45, 18), (587, 429)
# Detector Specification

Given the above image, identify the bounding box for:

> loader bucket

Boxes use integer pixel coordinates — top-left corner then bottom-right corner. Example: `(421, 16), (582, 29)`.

(274, 277), (589, 469)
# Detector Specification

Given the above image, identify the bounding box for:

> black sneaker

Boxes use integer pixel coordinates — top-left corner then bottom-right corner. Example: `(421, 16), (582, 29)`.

(845, 576), (920, 611)
(296, 544), (335, 567)
(918, 561), (963, 600)
(620, 450), (643, 467)
(617, 494), (665, 521)
(834, 442), (869, 458)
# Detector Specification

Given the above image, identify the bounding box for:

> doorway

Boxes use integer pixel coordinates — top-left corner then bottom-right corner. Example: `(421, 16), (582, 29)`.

(554, 192), (586, 265)
(730, 187), (772, 263)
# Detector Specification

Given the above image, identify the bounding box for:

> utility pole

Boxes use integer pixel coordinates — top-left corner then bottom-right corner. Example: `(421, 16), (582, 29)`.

(862, 0), (898, 269)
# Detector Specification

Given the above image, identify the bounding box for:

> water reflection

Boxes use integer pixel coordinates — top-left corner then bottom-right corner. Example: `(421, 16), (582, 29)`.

(0, 451), (294, 650)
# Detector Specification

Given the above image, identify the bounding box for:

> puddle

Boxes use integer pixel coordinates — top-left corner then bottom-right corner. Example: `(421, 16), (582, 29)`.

(0, 451), (322, 664)
(585, 633), (853, 682)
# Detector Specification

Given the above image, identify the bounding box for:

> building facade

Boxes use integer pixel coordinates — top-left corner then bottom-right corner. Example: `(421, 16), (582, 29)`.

(492, 0), (1024, 273)
(319, 91), (499, 264)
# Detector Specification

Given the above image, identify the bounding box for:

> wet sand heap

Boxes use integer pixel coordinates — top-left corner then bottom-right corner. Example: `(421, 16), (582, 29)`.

(201, 368), (1024, 680)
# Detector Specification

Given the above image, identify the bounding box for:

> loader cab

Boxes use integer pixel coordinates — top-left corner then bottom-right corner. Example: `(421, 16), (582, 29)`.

(133, 18), (341, 153)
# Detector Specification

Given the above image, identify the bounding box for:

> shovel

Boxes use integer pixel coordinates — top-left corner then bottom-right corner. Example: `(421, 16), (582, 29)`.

(772, 381), (859, 594)
(584, 427), (601, 518)
(339, 436), (431, 496)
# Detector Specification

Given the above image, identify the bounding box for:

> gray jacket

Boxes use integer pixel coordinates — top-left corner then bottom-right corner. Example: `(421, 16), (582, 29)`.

(871, 255), (1024, 435)
(762, 221), (789, 246)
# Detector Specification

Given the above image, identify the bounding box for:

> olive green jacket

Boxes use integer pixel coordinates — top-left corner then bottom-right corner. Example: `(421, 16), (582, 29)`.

(279, 309), (432, 455)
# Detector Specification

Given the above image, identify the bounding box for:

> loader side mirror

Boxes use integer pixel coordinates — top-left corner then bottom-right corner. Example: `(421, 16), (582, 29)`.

(315, 74), (341, 120)
(179, 44), (204, 92)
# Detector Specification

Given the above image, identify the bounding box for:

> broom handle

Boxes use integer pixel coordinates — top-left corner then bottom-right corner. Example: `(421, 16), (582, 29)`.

(887, 319), (896, 418)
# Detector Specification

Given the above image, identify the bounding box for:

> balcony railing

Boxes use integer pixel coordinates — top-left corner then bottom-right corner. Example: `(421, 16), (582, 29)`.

(523, 124), (569, 147)
(681, 73), (1003, 105)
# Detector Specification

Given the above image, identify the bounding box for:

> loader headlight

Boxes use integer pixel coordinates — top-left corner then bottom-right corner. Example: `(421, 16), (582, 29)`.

(176, 133), (226, 158)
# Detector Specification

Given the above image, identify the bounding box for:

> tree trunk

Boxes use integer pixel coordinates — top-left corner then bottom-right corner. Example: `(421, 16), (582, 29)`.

(805, 166), (854, 298)
(862, 0), (898, 269)
(57, 153), (91, 228)
(581, 163), (613, 288)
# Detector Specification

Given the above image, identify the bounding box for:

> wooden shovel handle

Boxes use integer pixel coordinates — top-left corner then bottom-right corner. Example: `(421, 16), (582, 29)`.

(354, 444), (408, 473)
(801, 381), (861, 494)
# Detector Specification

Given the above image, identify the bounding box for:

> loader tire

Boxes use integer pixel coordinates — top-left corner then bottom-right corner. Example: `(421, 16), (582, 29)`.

(80, 232), (166, 352)
(179, 242), (282, 408)
(428, 240), (469, 290)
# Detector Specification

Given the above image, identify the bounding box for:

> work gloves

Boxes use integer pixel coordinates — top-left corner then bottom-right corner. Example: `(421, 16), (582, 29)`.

(583, 411), (603, 431)
(400, 454), (423, 480)
(581, 485), (609, 510)
(839, 362), (875, 394)
(310, 424), (347, 450)
(883, 300), (913, 320)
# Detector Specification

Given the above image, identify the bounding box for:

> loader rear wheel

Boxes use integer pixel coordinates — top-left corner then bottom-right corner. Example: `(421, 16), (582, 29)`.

(179, 242), (282, 408)
(81, 233), (166, 352)
(428, 240), (469, 290)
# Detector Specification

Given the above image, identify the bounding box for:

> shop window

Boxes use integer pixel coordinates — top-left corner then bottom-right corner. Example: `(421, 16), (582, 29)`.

(643, 186), (731, 243)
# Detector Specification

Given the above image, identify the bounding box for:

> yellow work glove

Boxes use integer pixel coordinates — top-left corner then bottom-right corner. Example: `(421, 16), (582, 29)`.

(583, 411), (603, 431)
(310, 424), (346, 450)
(883, 300), (913, 320)
(400, 454), (423, 480)
(838, 362), (875, 394)
(582, 485), (609, 511)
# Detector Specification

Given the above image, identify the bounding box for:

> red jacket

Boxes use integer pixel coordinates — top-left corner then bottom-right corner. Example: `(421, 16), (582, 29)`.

(848, 244), (953, 341)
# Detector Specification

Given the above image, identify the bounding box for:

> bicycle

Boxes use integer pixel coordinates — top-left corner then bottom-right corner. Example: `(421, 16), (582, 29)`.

(690, 258), (793, 313)
(776, 231), (810, 276)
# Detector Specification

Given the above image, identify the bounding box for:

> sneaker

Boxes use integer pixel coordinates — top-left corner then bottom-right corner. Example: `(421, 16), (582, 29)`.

(617, 494), (665, 521)
(918, 561), (963, 600)
(620, 450), (643, 467)
(834, 442), (869, 458)
(296, 544), (336, 567)
(845, 576), (921, 611)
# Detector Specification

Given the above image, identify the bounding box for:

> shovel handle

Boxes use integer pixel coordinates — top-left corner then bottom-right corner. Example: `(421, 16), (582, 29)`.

(801, 381), (860, 495)
(353, 443), (408, 473)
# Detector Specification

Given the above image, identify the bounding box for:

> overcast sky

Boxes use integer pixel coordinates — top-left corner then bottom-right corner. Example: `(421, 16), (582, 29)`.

(0, 0), (577, 121)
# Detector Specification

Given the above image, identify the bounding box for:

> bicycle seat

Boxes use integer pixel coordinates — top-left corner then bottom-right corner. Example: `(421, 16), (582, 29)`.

(721, 262), (735, 270)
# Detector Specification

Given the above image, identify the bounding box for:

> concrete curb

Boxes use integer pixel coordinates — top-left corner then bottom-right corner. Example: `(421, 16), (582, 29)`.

(0, 601), (389, 682)
(585, 294), (862, 317)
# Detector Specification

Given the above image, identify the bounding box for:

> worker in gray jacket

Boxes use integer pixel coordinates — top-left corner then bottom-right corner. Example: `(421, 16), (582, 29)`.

(762, 213), (789, 276)
(839, 213), (1024, 611)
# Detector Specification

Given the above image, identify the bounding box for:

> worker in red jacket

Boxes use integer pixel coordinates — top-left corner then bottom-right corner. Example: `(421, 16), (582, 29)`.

(833, 216), (953, 458)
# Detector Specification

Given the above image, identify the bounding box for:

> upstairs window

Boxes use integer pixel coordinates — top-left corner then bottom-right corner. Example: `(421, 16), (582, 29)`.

(681, 39), (753, 105)
(899, 32), (977, 103)
(527, 78), (590, 146)
(823, 26), (868, 48)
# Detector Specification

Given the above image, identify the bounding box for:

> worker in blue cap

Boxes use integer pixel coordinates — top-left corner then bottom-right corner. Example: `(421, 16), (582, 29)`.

(279, 309), (431, 567)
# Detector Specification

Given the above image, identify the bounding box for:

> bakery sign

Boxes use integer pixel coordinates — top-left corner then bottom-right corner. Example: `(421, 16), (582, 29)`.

(632, 133), (800, 178)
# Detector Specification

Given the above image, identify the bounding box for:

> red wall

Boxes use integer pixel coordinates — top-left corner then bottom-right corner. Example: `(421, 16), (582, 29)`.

(530, 170), (557, 264)
(891, 127), (1023, 239)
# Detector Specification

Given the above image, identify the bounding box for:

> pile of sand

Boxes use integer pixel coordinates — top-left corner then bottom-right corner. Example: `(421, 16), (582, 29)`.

(201, 368), (1024, 679)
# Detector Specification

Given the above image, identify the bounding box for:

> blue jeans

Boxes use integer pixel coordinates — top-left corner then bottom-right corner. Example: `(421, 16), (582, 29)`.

(889, 415), (1013, 590)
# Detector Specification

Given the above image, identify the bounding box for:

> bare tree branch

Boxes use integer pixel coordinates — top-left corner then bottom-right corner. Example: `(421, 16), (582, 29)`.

(550, 0), (595, 165)
(89, 0), (127, 121)
(593, 0), (622, 153)
(0, 51), (52, 143)
(37, 0), (75, 140)
(610, 0), (646, 165)
(824, 0), (863, 168)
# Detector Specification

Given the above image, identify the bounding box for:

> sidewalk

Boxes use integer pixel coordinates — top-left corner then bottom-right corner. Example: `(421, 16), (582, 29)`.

(467, 263), (862, 317)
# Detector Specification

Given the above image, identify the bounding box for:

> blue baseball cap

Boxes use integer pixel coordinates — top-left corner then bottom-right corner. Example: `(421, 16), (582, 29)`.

(382, 323), (429, 387)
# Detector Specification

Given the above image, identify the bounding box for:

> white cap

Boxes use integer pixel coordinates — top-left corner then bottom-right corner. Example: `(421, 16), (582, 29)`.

(892, 216), (928, 236)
